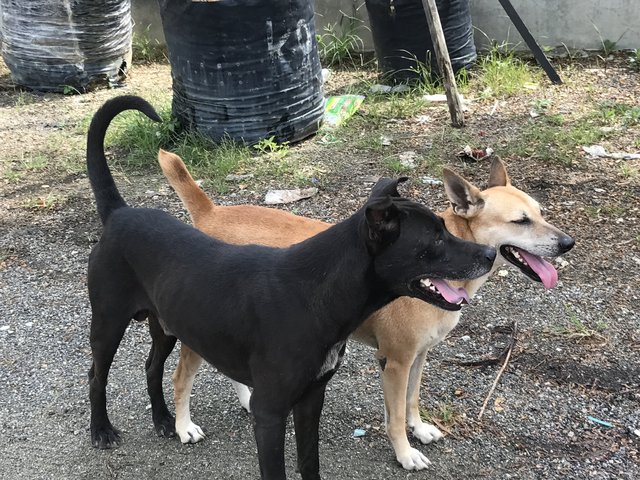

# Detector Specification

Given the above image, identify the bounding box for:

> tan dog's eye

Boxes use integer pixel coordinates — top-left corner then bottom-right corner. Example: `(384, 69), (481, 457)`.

(512, 216), (531, 225)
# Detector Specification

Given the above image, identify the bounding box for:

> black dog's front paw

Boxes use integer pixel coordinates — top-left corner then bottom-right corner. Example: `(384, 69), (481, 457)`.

(91, 424), (121, 449)
(153, 413), (176, 438)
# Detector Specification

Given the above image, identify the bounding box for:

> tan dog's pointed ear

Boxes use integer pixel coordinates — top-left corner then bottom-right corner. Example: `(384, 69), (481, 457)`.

(488, 157), (511, 187)
(443, 168), (485, 218)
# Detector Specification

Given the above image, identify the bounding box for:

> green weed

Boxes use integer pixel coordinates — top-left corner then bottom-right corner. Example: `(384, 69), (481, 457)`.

(132, 25), (167, 63)
(420, 402), (463, 428)
(629, 49), (640, 71)
(597, 101), (640, 126)
(555, 305), (608, 342)
(471, 38), (537, 98)
(317, 13), (365, 68)
(253, 136), (290, 158)
(619, 163), (638, 179)
(23, 193), (63, 211)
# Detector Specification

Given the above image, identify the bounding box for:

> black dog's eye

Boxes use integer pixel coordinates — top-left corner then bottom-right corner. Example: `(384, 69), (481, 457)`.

(512, 216), (531, 225)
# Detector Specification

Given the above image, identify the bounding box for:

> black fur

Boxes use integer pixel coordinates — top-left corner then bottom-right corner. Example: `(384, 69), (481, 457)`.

(86, 96), (496, 480)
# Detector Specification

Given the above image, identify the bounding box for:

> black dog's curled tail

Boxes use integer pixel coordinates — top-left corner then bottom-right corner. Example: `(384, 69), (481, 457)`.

(87, 95), (162, 224)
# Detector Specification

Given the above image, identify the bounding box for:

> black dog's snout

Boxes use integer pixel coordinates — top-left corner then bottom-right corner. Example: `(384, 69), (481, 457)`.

(482, 245), (497, 263)
(558, 235), (575, 253)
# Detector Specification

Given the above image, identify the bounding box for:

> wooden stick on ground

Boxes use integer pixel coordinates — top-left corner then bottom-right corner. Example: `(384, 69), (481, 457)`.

(420, 0), (465, 127)
(477, 321), (518, 420)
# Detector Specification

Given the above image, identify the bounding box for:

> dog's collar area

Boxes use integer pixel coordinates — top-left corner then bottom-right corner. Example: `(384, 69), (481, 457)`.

(500, 245), (558, 289)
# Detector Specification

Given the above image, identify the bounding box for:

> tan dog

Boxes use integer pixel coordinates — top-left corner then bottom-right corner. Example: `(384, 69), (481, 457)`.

(159, 150), (574, 470)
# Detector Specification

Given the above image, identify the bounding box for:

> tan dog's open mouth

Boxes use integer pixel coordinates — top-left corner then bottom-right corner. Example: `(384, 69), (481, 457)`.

(500, 245), (558, 289)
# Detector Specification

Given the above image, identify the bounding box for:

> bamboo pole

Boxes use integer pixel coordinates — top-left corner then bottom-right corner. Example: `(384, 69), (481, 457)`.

(420, 0), (465, 127)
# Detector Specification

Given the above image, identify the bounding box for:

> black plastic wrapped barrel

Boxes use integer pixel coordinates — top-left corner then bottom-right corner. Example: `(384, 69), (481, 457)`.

(365, 0), (476, 82)
(159, 0), (324, 144)
(0, 0), (132, 92)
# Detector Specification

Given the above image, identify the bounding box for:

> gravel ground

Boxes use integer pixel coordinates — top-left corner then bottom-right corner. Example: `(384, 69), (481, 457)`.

(1, 60), (639, 479)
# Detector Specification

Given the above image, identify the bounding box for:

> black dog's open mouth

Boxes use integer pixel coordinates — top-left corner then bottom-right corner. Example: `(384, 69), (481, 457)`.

(500, 245), (558, 289)
(411, 277), (470, 311)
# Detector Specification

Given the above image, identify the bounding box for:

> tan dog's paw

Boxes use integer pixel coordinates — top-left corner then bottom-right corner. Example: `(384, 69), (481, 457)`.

(177, 421), (206, 444)
(397, 447), (431, 470)
(411, 422), (443, 444)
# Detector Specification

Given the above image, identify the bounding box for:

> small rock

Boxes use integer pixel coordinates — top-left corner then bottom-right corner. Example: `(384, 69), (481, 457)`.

(0, 325), (10, 331)
(353, 428), (366, 438)
(370, 84), (392, 94)
(460, 335), (471, 342)
(225, 173), (255, 182)
(398, 151), (419, 169)
(421, 176), (442, 186)
(264, 188), (318, 205)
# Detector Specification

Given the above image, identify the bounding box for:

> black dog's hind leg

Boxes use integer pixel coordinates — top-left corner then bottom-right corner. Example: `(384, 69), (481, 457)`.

(293, 381), (329, 480)
(89, 312), (131, 449)
(146, 314), (177, 437)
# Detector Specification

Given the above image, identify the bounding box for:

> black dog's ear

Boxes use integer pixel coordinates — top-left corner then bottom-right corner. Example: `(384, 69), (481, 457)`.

(365, 196), (402, 253)
(370, 177), (408, 199)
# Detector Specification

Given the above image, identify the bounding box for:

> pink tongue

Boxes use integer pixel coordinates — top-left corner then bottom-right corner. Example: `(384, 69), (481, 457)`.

(516, 248), (558, 289)
(429, 279), (470, 304)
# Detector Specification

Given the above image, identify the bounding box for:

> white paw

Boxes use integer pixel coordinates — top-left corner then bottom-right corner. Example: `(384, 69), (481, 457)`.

(396, 447), (431, 471)
(232, 381), (252, 413)
(411, 422), (443, 444)
(238, 389), (251, 413)
(177, 421), (206, 444)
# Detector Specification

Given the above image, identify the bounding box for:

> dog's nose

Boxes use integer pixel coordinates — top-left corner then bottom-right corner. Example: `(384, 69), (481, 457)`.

(558, 235), (575, 253)
(483, 246), (497, 263)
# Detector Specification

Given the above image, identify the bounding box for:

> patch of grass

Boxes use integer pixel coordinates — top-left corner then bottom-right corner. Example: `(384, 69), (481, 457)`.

(420, 402), (463, 429)
(21, 153), (49, 171)
(597, 101), (640, 126)
(384, 157), (414, 175)
(22, 193), (64, 211)
(585, 204), (627, 219)
(506, 113), (607, 166)
(253, 136), (290, 158)
(132, 25), (167, 64)
(62, 85), (81, 96)
(601, 39), (618, 57)
(619, 163), (639, 179)
(362, 93), (426, 127)
(474, 43), (537, 98)
(106, 99), (177, 166)
(554, 305), (608, 342)
(317, 13), (365, 68)
(531, 98), (551, 115)
(3, 169), (23, 183)
(173, 134), (253, 191)
(629, 49), (640, 71)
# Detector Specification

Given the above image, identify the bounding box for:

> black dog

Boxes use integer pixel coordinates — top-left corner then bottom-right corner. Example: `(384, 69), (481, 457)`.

(87, 96), (496, 480)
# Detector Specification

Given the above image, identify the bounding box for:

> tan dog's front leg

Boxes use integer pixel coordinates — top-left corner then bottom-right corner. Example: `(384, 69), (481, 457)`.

(173, 344), (205, 444)
(379, 353), (431, 470)
(406, 351), (443, 444)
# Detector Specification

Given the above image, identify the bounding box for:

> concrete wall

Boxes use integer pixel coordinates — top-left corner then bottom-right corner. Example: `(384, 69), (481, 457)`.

(131, 0), (640, 51)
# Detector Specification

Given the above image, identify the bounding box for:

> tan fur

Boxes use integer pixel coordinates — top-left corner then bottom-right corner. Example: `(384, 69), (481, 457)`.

(160, 149), (569, 469)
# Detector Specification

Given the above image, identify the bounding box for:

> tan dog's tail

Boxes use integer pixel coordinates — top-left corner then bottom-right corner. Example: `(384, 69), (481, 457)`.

(158, 149), (215, 223)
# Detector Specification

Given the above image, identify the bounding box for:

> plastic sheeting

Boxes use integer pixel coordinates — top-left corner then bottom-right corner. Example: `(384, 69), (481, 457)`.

(159, 0), (324, 144)
(0, 0), (132, 92)
(365, 0), (476, 82)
